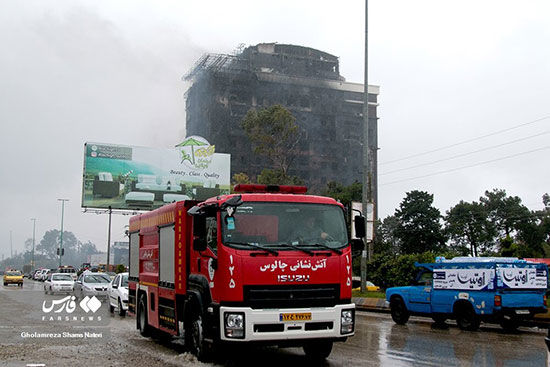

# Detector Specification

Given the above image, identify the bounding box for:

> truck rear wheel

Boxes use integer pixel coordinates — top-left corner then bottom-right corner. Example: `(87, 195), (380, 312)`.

(303, 340), (333, 361)
(390, 297), (410, 325)
(455, 303), (480, 331)
(500, 317), (519, 332)
(138, 296), (151, 337)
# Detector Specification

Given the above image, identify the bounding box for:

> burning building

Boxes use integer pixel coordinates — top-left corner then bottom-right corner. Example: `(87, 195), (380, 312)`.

(184, 43), (379, 193)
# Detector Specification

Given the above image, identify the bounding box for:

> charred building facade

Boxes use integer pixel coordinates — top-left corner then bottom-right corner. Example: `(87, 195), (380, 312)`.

(185, 43), (379, 192)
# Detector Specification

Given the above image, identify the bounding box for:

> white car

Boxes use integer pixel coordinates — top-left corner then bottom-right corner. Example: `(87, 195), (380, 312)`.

(108, 272), (128, 316)
(57, 266), (78, 281)
(39, 269), (51, 281)
(33, 269), (45, 280)
(44, 273), (75, 294)
(74, 272), (111, 299)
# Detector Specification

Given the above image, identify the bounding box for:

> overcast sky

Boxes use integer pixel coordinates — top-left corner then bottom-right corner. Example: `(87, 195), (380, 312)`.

(1, 0), (549, 259)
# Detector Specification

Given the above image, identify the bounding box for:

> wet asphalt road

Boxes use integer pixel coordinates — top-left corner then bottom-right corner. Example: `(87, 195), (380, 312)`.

(1, 278), (548, 366)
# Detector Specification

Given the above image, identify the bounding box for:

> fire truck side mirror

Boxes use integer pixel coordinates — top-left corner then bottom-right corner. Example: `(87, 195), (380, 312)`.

(354, 216), (366, 238)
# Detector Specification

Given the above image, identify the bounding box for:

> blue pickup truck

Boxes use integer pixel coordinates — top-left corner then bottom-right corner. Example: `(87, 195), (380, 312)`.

(386, 257), (548, 331)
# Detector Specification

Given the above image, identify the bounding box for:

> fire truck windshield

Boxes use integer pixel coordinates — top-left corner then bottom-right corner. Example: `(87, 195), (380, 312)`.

(221, 202), (348, 250)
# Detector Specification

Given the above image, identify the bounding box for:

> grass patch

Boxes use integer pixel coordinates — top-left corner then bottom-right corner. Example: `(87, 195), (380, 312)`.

(352, 290), (386, 299)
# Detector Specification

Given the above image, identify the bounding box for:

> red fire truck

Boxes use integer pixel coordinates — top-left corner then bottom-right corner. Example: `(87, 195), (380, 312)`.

(128, 184), (358, 361)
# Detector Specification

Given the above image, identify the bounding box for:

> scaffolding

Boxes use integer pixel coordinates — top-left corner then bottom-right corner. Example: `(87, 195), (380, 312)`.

(183, 53), (247, 81)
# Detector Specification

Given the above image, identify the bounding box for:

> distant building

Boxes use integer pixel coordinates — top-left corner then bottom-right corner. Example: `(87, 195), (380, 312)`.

(88, 242), (128, 267)
(112, 242), (129, 266)
(185, 43), (380, 194)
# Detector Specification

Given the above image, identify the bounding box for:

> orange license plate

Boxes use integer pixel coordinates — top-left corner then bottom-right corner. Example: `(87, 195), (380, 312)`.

(279, 312), (312, 322)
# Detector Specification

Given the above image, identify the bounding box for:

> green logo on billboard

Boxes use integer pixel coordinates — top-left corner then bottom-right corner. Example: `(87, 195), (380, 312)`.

(175, 136), (215, 169)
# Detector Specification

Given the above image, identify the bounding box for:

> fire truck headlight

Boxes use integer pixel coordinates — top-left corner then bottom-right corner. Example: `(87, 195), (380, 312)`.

(341, 309), (354, 334)
(224, 313), (245, 339)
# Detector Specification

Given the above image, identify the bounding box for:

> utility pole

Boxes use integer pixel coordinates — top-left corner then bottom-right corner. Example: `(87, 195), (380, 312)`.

(107, 206), (112, 272)
(361, 0), (374, 293)
(31, 218), (36, 269)
(58, 199), (69, 267)
(10, 230), (13, 260)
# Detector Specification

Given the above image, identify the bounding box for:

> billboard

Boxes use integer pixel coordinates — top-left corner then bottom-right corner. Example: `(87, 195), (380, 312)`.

(82, 137), (231, 210)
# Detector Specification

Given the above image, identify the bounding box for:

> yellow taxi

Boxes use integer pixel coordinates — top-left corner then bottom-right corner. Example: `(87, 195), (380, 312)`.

(3, 270), (24, 287)
(352, 280), (381, 292)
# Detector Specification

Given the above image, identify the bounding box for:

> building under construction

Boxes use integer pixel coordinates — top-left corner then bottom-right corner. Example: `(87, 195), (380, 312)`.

(184, 43), (379, 193)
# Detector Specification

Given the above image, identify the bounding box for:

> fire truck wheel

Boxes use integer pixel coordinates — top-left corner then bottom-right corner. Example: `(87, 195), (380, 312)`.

(303, 340), (333, 361)
(138, 296), (151, 337)
(118, 298), (126, 317)
(187, 311), (210, 361)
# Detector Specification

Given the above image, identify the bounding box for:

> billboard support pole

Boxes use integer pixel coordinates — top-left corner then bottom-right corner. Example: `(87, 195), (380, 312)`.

(107, 206), (112, 272)
(58, 199), (69, 267)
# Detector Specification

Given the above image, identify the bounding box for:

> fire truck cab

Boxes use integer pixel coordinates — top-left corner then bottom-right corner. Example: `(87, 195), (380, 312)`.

(128, 184), (356, 361)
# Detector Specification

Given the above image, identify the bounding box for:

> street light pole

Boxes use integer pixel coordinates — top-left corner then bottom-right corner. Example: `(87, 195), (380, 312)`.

(31, 218), (36, 269)
(58, 199), (69, 267)
(361, 0), (374, 293)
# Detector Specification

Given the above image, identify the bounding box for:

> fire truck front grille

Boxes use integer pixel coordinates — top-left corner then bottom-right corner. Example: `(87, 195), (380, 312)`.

(243, 284), (340, 309)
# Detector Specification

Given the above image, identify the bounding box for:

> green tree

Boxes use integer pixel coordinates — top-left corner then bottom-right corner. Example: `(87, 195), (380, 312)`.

(241, 104), (301, 176)
(394, 190), (446, 254)
(322, 181), (362, 208)
(445, 200), (496, 256)
(374, 215), (402, 256)
(543, 193), (550, 210)
(479, 189), (543, 256)
(256, 168), (304, 186)
(364, 252), (436, 289)
(480, 189), (530, 238)
(35, 230), (99, 267)
(232, 172), (251, 185)
(37, 230), (78, 260)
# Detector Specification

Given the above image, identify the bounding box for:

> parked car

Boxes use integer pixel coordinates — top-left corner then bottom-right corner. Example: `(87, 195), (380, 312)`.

(32, 269), (42, 280)
(386, 257), (548, 331)
(44, 273), (75, 294)
(32, 269), (44, 279)
(351, 276), (381, 292)
(104, 271), (117, 281)
(108, 272), (128, 316)
(3, 270), (23, 287)
(74, 272), (111, 298)
(41, 269), (53, 281)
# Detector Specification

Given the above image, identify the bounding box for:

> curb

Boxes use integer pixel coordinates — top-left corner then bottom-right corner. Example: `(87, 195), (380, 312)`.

(352, 297), (389, 313)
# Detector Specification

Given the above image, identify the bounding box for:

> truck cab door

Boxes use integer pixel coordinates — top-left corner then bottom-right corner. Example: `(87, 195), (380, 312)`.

(192, 215), (218, 291)
(409, 271), (433, 313)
